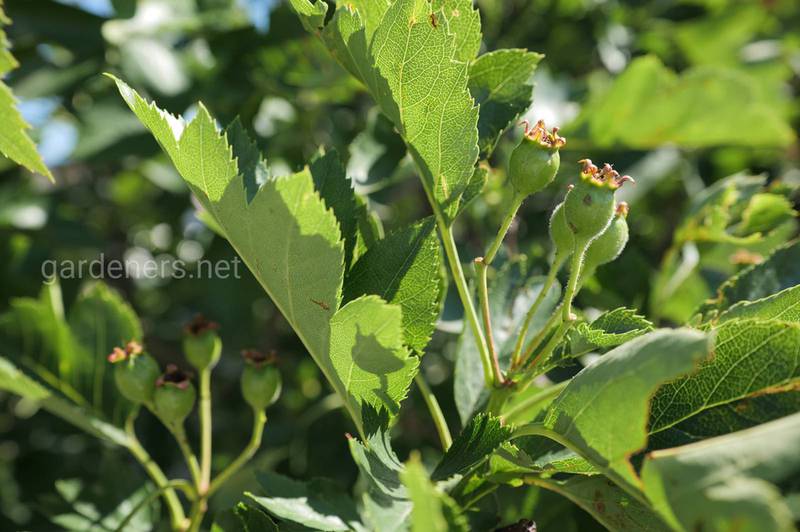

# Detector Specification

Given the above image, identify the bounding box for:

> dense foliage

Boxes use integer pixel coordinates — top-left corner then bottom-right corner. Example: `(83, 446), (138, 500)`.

(1, 0), (799, 530)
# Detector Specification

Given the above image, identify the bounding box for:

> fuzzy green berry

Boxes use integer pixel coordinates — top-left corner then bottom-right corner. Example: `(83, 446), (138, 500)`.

(154, 365), (196, 425)
(583, 202), (630, 279)
(548, 202), (574, 263)
(183, 315), (222, 370)
(241, 350), (282, 412)
(508, 120), (565, 198)
(563, 160), (633, 248)
(108, 341), (160, 404)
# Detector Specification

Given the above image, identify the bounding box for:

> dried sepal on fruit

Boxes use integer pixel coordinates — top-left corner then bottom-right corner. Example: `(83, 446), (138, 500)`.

(108, 340), (160, 405)
(240, 349), (282, 412)
(183, 314), (222, 370)
(508, 119), (566, 198)
(154, 364), (196, 425)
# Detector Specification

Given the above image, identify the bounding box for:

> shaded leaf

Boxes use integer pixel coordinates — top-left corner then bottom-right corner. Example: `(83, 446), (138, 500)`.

(649, 319), (800, 436)
(212, 502), (278, 532)
(432, 413), (512, 481)
(570, 307), (653, 352)
(468, 49), (542, 155)
(248, 472), (362, 531)
(343, 217), (442, 354)
(402, 454), (468, 532)
(642, 412), (800, 532)
(537, 329), (710, 492)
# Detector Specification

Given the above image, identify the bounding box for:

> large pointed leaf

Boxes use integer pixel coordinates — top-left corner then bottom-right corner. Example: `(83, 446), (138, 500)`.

(369, 0), (479, 219)
(533, 329), (710, 493)
(649, 319), (800, 436)
(0, 4), (52, 180)
(718, 285), (800, 323)
(343, 217), (442, 354)
(113, 78), (418, 431)
(642, 412), (800, 532)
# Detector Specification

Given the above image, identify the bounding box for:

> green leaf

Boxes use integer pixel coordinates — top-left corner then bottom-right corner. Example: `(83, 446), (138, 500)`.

(432, 413), (512, 481)
(468, 49), (542, 156)
(0, 5), (53, 180)
(431, 0), (481, 63)
(737, 193), (797, 235)
(570, 307), (653, 352)
(718, 285), (800, 323)
(212, 502), (278, 532)
(455, 260), (560, 424)
(329, 296), (418, 416)
(0, 280), (142, 423)
(286, 0), (327, 33)
(248, 472), (362, 531)
(572, 55), (795, 149)
(370, 0), (480, 219)
(533, 475), (672, 531)
(649, 319), (800, 436)
(112, 77), (417, 431)
(642, 412), (800, 532)
(348, 406), (411, 532)
(457, 165), (488, 216)
(537, 329), (710, 492)
(402, 453), (468, 532)
(649, 388), (800, 450)
(489, 442), (598, 480)
(713, 241), (800, 311)
(0, 355), (129, 446)
(343, 217), (442, 354)
(310, 148), (360, 269)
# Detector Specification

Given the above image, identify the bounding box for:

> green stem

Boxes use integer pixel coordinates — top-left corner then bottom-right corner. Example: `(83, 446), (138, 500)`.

(520, 307), (562, 367)
(199, 368), (213, 493)
(124, 413), (187, 530)
(438, 220), (494, 387)
(148, 404), (202, 489)
(501, 380), (569, 424)
(114, 480), (195, 532)
(525, 319), (572, 374)
(475, 258), (505, 385)
(414, 374), (452, 450)
(484, 195), (524, 265)
(207, 410), (266, 496)
(510, 255), (565, 369)
(561, 244), (587, 322)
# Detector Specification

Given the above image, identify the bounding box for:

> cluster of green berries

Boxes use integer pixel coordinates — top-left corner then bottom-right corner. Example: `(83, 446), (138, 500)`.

(549, 159), (633, 281)
(107, 315), (282, 424)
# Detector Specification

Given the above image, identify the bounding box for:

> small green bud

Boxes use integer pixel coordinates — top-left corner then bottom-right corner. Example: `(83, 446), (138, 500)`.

(548, 202), (573, 262)
(183, 315), (222, 370)
(508, 120), (566, 198)
(563, 159), (633, 248)
(108, 341), (160, 404)
(241, 350), (282, 411)
(583, 202), (630, 277)
(154, 365), (196, 425)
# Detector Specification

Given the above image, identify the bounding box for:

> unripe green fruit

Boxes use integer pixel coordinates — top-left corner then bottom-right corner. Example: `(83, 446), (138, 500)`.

(154, 365), (196, 425)
(183, 315), (222, 370)
(583, 203), (630, 274)
(563, 160), (632, 248)
(548, 202), (573, 260)
(508, 120), (565, 198)
(113, 353), (160, 404)
(241, 350), (282, 411)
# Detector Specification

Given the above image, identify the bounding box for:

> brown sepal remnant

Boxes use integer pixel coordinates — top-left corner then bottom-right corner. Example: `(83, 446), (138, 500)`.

(521, 119), (566, 149)
(578, 159), (634, 190)
(242, 349), (278, 368)
(156, 364), (193, 389)
(616, 201), (630, 218)
(184, 314), (219, 336)
(107, 340), (143, 363)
